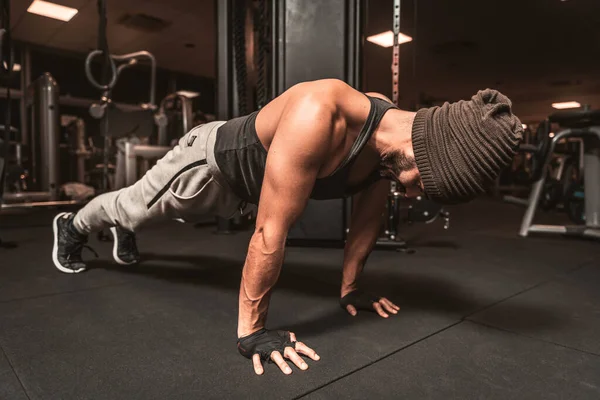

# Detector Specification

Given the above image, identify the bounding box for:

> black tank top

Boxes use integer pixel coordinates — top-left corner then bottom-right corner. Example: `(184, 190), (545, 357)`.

(213, 95), (398, 204)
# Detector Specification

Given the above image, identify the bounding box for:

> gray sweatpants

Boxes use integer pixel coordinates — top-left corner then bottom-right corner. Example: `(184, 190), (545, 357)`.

(73, 122), (253, 234)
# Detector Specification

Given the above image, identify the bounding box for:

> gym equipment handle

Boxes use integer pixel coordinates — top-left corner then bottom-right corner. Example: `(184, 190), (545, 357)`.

(85, 50), (117, 92)
(85, 50), (157, 107)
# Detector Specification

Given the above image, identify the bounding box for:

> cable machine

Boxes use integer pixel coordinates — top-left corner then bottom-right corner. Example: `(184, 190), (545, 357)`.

(215, 0), (447, 245)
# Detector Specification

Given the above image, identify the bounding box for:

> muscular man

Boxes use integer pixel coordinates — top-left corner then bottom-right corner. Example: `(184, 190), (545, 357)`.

(51, 79), (523, 375)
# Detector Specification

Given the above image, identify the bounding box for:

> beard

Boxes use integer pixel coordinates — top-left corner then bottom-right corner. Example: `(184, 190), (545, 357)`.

(381, 149), (416, 177)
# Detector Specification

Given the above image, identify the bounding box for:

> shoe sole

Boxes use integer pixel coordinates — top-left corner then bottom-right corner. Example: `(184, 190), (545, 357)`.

(110, 227), (138, 265)
(52, 212), (86, 274)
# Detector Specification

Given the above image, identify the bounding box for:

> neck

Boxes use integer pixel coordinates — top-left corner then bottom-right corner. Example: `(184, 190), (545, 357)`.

(369, 109), (417, 158)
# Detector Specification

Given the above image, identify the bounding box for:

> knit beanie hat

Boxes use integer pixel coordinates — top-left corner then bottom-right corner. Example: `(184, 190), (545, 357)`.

(411, 89), (523, 204)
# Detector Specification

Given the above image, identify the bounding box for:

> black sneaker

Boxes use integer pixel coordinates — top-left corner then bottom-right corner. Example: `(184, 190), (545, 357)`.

(109, 226), (140, 265)
(52, 212), (92, 274)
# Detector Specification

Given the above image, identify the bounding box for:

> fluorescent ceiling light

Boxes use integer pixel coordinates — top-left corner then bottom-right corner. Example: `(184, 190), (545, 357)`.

(177, 90), (200, 98)
(552, 101), (581, 109)
(2, 62), (21, 72)
(367, 31), (413, 48)
(27, 0), (78, 22)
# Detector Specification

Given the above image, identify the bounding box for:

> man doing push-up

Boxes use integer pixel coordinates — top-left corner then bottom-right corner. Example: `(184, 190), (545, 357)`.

(51, 79), (523, 375)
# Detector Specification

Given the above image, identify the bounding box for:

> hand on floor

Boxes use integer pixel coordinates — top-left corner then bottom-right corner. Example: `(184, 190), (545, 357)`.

(237, 329), (320, 375)
(340, 289), (400, 318)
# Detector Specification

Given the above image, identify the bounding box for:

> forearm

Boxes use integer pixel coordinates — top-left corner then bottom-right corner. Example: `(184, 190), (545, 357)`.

(237, 229), (285, 338)
(341, 182), (388, 296)
(341, 221), (381, 296)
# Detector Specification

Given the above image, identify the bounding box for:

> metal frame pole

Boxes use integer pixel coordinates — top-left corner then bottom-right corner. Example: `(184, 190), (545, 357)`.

(583, 134), (600, 227)
(124, 141), (137, 187)
(345, 0), (364, 237)
(215, 0), (233, 234)
(271, 0), (285, 97)
(375, 0), (410, 252)
(392, 0), (401, 106)
(217, 0), (232, 122)
(19, 45), (31, 147)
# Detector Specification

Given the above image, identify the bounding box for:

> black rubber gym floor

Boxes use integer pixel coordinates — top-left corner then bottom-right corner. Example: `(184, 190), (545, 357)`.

(1, 199), (599, 399)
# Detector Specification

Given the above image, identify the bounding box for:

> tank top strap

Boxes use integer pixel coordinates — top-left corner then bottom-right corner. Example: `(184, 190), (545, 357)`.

(328, 95), (398, 176)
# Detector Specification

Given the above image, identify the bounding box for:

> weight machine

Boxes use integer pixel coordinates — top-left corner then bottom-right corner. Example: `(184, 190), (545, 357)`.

(518, 107), (600, 240)
(85, 48), (161, 191)
(503, 121), (583, 210)
(1, 50), (78, 208)
(85, 51), (195, 192)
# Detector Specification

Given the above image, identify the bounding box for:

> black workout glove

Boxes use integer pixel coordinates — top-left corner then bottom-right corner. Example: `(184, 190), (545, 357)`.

(237, 328), (296, 362)
(340, 289), (381, 312)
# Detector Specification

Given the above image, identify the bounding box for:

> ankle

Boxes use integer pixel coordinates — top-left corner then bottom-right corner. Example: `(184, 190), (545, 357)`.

(115, 225), (135, 235)
(67, 217), (87, 240)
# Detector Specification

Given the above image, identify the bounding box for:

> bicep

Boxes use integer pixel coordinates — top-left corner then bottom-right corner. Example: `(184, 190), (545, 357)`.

(257, 145), (317, 236)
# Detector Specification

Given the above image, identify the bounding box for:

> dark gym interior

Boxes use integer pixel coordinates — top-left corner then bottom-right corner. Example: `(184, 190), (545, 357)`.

(1, 0), (600, 399)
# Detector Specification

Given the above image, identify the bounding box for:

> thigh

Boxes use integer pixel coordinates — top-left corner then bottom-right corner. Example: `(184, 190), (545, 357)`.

(134, 123), (244, 223)
(88, 125), (220, 232)
(140, 128), (210, 211)
(163, 162), (221, 222)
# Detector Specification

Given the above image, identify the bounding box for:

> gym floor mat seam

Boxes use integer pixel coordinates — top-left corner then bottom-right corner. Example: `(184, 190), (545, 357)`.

(296, 260), (600, 399)
(301, 320), (600, 399)
(467, 319), (600, 358)
(460, 259), (597, 321)
(0, 343), (31, 400)
(294, 321), (463, 400)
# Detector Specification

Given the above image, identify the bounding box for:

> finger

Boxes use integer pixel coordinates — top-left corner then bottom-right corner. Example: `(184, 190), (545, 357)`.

(379, 299), (398, 314)
(252, 354), (264, 375)
(295, 341), (321, 361)
(346, 304), (357, 316)
(380, 297), (400, 311)
(381, 302), (397, 314)
(289, 332), (297, 342)
(285, 347), (308, 371)
(373, 302), (389, 318)
(271, 351), (292, 375)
